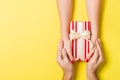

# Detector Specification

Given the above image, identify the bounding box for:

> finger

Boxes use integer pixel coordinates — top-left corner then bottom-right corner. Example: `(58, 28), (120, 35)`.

(96, 40), (103, 65)
(96, 39), (103, 58)
(97, 54), (103, 66)
(65, 43), (74, 61)
(62, 48), (69, 61)
(58, 39), (63, 51)
(57, 39), (63, 57)
(67, 49), (74, 61)
(87, 46), (96, 59)
(97, 38), (102, 48)
(57, 51), (63, 64)
(90, 48), (99, 63)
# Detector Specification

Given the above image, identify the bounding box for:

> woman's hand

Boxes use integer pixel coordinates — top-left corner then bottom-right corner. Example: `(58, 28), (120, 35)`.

(57, 40), (74, 80)
(86, 39), (103, 80)
(63, 39), (74, 63)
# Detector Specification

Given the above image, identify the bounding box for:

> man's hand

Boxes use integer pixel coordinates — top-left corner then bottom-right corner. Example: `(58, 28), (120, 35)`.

(57, 40), (73, 80)
(86, 39), (103, 80)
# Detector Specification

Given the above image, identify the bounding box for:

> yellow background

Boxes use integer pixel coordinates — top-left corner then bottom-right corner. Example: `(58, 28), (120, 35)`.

(0, 0), (120, 80)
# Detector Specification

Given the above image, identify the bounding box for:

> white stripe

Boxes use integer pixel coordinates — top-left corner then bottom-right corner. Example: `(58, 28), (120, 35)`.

(70, 21), (73, 57)
(84, 22), (86, 61)
(82, 22), (85, 61)
(70, 21), (72, 31)
(77, 22), (83, 60)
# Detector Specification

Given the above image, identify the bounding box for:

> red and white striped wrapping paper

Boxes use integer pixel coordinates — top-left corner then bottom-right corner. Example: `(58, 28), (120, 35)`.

(69, 21), (93, 61)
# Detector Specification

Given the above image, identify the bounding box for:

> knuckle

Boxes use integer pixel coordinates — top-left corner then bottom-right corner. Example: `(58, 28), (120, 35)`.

(91, 61), (96, 65)
(87, 66), (93, 71)
(64, 60), (68, 64)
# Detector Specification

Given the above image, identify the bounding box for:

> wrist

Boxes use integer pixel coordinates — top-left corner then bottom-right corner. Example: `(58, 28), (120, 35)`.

(61, 37), (70, 42)
(61, 34), (69, 41)
(86, 71), (97, 80)
(61, 25), (70, 41)
(63, 71), (73, 80)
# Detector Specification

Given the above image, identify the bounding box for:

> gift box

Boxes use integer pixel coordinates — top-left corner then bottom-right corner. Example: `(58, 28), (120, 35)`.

(69, 21), (93, 61)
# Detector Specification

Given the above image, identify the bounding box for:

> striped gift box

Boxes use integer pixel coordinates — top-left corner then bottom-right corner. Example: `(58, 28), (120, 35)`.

(69, 21), (93, 61)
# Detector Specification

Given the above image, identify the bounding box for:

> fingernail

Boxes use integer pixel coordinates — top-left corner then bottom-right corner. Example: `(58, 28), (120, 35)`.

(71, 60), (74, 64)
(86, 59), (89, 62)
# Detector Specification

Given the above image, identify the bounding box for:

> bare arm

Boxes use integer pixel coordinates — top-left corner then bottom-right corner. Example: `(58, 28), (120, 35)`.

(57, 0), (73, 40)
(86, 0), (101, 43)
(57, 0), (74, 61)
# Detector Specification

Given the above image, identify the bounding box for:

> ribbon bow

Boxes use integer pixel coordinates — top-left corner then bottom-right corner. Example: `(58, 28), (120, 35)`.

(69, 30), (93, 49)
(69, 30), (90, 40)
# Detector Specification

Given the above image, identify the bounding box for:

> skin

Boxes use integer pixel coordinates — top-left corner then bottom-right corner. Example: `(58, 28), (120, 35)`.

(57, 0), (73, 61)
(57, 40), (73, 80)
(86, 0), (101, 43)
(56, 39), (103, 80)
(86, 39), (103, 80)
(57, 0), (101, 62)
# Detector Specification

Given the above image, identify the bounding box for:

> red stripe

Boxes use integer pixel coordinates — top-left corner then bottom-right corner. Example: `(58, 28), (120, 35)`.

(88, 42), (90, 53)
(72, 21), (74, 58)
(75, 21), (77, 58)
(88, 21), (90, 54)
(84, 21), (86, 59)
(85, 21), (87, 30)
(88, 21), (90, 31)
(72, 21), (74, 30)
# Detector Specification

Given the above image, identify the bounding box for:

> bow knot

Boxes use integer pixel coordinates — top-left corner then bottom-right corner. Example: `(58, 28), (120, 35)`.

(69, 30), (90, 40)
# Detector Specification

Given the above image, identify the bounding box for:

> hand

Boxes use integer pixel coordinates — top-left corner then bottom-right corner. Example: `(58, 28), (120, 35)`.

(63, 39), (74, 63)
(57, 40), (74, 80)
(86, 39), (103, 80)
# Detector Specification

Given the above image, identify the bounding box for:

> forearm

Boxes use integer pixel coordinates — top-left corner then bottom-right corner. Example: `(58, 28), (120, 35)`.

(86, 0), (101, 43)
(57, 0), (73, 41)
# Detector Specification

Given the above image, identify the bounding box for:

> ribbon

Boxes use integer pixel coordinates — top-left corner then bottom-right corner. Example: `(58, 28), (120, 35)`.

(69, 30), (90, 40)
(69, 30), (93, 49)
